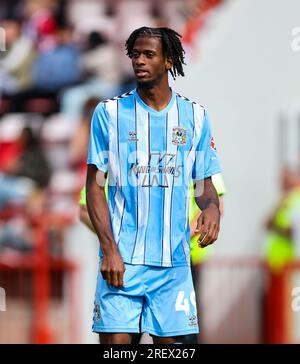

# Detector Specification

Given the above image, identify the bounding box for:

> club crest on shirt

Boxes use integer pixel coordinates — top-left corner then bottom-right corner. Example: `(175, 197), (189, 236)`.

(172, 127), (186, 145)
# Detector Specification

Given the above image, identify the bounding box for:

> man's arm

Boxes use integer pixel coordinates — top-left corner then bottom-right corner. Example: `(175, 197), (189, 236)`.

(194, 177), (220, 247)
(190, 196), (224, 239)
(86, 165), (125, 287)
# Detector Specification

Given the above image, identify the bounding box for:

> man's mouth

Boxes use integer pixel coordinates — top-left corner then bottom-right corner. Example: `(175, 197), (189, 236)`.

(135, 70), (149, 77)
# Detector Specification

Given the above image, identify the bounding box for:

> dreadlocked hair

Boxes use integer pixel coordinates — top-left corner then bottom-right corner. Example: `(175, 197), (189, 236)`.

(125, 26), (186, 79)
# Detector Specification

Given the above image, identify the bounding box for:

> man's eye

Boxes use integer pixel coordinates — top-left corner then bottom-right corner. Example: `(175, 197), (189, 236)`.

(131, 52), (139, 58)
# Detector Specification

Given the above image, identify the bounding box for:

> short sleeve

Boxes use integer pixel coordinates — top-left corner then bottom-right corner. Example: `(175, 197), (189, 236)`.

(87, 103), (109, 173)
(192, 110), (221, 180)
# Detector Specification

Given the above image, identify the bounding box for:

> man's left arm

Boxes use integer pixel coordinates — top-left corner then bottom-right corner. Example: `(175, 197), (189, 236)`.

(194, 178), (220, 247)
(192, 108), (222, 247)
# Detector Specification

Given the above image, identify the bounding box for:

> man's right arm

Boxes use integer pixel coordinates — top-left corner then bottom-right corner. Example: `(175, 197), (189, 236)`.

(86, 164), (125, 287)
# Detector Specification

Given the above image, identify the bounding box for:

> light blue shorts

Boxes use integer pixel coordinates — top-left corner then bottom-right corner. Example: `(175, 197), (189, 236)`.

(92, 261), (199, 337)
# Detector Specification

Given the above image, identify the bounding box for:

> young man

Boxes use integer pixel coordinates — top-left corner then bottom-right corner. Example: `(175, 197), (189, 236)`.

(79, 174), (225, 344)
(86, 27), (222, 344)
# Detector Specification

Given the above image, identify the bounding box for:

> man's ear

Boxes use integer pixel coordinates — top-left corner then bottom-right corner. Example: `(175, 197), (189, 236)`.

(165, 56), (173, 71)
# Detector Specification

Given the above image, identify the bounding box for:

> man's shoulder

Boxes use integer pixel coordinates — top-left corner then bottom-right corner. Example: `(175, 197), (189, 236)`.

(175, 92), (205, 110)
(93, 91), (135, 123)
(102, 90), (135, 106)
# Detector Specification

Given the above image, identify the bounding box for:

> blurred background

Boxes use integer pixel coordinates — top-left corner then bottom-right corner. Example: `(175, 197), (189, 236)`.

(1, 0), (300, 344)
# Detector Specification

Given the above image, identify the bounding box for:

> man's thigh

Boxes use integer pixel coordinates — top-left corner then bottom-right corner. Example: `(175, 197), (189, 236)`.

(92, 262), (145, 334)
(142, 265), (199, 337)
(99, 333), (133, 344)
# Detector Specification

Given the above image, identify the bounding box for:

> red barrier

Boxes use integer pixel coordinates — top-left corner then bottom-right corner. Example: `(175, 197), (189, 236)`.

(199, 257), (300, 343)
(0, 210), (78, 343)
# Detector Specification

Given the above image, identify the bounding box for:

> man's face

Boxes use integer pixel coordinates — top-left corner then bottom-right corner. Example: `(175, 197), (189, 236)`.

(131, 36), (172, 86)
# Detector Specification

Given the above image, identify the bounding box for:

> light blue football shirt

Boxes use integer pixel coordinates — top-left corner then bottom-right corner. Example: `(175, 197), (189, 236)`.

(87, 89), (221, 267)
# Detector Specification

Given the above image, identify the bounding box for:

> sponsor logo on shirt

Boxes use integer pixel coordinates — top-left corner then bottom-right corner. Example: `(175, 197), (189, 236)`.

(210, 136), (217, 151)
(128, 131), (139, 142)
(129, 152), (182, 187)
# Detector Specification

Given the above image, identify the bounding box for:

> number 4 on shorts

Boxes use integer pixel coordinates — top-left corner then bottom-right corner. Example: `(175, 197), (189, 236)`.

(175, 290), (196, 316)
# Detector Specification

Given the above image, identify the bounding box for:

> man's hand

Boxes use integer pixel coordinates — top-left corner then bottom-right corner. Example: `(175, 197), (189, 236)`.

(101, 246), (126, 287)
(195, 203), (220, 248)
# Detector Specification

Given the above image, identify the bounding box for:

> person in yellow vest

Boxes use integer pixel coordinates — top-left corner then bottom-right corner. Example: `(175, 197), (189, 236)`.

(79, 173), (226, 344)
(190, 173), (226, 268)
(264, 168), (300, 273)
(182, 173), (226, 344)
(79, 185), (101, 233)
(263, 168), (300, 343)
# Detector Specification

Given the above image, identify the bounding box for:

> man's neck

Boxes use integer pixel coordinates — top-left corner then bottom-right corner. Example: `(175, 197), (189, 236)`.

(137, 82), (172, 112)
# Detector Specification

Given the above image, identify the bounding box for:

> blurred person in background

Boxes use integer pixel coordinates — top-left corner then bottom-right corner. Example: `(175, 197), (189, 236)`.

(263, 167), (300, 273)
(190, 174), (226, 284)
(60, 30), (121, 118)
(0, 126), (51, 213)
(69, 97), (101, 187)
(11, 24), (81, 112)
(69, 97), (101, 170)
(0, 0), (76, 112)
(183, 173), (226, 344)
(0, 19), (36, 96)
(22, 0), (58, 51)
(31, 24), (81, 92)
(263, 167), (300, 343)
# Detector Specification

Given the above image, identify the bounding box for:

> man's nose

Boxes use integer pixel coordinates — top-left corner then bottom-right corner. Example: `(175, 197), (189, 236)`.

(135, 54), (146, 65)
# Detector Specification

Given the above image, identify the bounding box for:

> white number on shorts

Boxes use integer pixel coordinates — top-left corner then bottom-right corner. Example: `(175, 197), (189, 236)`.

(190, 291), (196, 308)
(175, 290), (196, 316)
